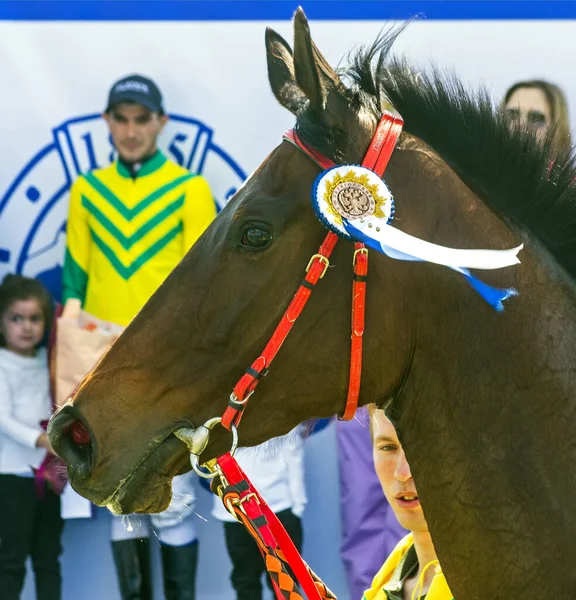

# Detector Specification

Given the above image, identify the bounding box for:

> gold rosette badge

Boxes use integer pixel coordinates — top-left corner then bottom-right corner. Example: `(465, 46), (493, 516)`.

(324, 170), (389, 225)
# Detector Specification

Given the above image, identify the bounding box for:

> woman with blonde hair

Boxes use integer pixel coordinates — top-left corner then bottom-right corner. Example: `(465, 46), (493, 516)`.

(503, 79), (572, 157)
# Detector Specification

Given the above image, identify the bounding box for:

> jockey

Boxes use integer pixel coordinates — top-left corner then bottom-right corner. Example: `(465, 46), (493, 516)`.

(62, 73), (217, 600)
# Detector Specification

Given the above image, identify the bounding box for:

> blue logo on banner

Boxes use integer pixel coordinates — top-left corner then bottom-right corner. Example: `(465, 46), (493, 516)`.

(0, 113), (246, 302)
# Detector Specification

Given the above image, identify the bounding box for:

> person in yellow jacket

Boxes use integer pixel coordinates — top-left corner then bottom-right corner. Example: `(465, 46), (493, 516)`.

(62, 74), (217, 600)
(63, 74), (216, 326)
(363, 406), (454, 600)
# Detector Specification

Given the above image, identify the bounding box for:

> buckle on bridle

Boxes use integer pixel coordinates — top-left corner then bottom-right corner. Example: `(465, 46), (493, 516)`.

(306, 254), (330, 278)
(224, 491), (261, 521)
(229, 390), (253, 408)
(353, 246), (368, 265)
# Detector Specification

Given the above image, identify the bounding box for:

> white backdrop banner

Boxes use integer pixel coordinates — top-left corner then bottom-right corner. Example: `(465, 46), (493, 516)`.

(1, 5), (575, 600)
(1, 6), (576, 302)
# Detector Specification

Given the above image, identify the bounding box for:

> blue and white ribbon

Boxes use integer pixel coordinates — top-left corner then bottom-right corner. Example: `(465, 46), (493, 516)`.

(344, 219), (522, 312)
(311, 165), (522, 312)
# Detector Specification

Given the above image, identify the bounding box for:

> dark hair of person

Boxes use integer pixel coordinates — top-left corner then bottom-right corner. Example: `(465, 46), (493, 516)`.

(0, 274), (53, 347)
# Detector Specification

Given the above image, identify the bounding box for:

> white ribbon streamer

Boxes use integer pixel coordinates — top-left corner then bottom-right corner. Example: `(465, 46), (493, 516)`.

(344, 218), (523, 270)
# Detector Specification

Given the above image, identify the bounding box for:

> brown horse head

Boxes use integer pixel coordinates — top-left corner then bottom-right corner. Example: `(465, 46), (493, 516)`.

(49, 9), (576, 598)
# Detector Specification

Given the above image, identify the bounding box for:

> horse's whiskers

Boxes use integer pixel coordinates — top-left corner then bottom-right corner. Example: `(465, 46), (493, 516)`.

(171, 492), (195, 509)
(119, 513), (146, 533)
(192, 509), (208, 523)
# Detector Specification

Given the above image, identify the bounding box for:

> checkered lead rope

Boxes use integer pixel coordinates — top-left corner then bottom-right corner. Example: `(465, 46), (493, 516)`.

(214, 453), (337, 600)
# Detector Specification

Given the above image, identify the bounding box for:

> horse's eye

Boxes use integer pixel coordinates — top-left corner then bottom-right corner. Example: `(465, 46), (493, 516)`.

(241, 227), (272, 249)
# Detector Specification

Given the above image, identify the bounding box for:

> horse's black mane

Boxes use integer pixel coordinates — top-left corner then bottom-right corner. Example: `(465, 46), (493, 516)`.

(295, 30), (576, 279)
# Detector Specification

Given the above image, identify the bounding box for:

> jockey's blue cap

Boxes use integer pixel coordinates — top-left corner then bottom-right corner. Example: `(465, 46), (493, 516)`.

(106, 74), (164, 114)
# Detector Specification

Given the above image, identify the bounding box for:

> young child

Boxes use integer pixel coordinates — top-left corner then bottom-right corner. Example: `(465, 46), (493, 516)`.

(0, 274), (63, 600)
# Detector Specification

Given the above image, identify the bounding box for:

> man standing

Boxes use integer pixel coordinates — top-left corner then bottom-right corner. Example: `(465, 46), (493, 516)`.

(62, 74), (216, 599)
(63, 74), (215, 325)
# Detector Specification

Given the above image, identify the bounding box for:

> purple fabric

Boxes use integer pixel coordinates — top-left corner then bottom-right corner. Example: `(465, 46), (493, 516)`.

(336, 407), (407, 600)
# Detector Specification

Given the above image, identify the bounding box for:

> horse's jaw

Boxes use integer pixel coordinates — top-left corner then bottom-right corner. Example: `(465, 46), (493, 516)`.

(100, 435), (190, 514)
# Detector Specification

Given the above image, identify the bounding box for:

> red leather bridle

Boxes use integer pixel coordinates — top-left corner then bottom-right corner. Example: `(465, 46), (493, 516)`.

(174, 105), (517, 598)
(221, 111), (404, 430)
(172, 111), (405, 600)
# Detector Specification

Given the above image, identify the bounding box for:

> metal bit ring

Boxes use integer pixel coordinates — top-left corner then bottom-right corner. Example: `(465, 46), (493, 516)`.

(174, 417), (238, 479)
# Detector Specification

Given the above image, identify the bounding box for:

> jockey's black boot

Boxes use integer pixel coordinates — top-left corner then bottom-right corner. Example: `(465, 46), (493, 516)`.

(160, 540), (199, 600)
(111, 538), (152, 600)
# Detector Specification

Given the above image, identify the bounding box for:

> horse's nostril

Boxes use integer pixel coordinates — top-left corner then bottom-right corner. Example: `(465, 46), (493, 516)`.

(69, 421), (91, 445)
(48, 407), (97, 480)
(58, 417), (94, 474)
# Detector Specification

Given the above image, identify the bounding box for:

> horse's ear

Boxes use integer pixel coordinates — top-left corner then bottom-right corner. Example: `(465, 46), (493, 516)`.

(265, 27), (308, 116)
(292, 7), (346, 117)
